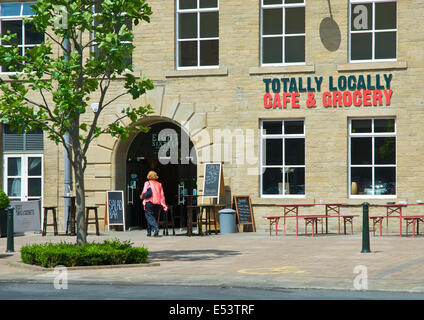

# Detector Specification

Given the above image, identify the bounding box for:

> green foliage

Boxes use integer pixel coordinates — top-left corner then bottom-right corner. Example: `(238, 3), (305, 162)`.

(0, 0), (154, 162)
(20, 239), (149, 268)
(0, 190), (10, 210)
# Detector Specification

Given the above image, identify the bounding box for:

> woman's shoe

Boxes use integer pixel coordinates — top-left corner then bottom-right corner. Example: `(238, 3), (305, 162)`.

(153, 230), (159, 237)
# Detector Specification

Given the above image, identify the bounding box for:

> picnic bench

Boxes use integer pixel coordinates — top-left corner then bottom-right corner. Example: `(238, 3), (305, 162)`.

(264, 203), (358, 236)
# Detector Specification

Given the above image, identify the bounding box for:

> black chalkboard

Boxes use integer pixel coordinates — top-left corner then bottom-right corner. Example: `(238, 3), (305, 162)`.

(203, 163), (222, 198)
(233, 196), (255, 232)
(107, 190), (125, 229)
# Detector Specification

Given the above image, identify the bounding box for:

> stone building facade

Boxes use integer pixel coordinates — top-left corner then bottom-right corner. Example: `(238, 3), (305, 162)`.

(2, 0), (424, 234)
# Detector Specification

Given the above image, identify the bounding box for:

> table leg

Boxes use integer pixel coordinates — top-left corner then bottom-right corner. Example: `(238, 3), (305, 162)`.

(295, 207), (299, 236)
(187, 207), (193, 237)
(269, 220), (272, 236)
(379, 219), (382, 237)
(325, 206), (328, 234)
(413, 219), (416, 238)
(275, 218), (279, 236)
(386, 210), (389, 236)
(344, 218), (346, 235)
(312, 219), (315, 237)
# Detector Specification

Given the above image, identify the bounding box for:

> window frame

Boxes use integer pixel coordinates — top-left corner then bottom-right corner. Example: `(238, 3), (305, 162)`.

(260, 119), (306, 198)
(176, 0), (219, 70)
(3, 153), (44, 203)
(348, 117), (397, 199)
(349, 0), (398, 63)
(0, 2), (41, 74)
(260, 0), (306, 67)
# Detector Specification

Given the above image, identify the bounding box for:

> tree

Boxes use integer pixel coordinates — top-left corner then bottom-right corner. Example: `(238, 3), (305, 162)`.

(0, 0), (154, 245)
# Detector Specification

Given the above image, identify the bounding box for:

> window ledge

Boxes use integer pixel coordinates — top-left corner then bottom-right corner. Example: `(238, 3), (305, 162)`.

(337, 61), (407, 72)
(249, 65), (315, 75)
(165, 66), (228, 78)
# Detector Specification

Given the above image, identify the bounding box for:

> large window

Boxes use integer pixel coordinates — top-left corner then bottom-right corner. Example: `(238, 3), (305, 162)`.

(260, 120), (305, 197)
(176, 0), (219, 69)
(349, 118), (396, 198)
(3, 154), (43, 202)
(349, 0), (397, 62)
(0, 2), (44, 73)
(2, 124), (44, 202)
(261, 0), (305, 65)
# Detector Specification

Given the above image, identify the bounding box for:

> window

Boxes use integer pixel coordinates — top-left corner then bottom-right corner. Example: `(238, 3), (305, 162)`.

(260, 120), (305, 197)
(261, 0), (305, 65)
(349, 118), (396, 197)
(0, 2), (44, 73)
(3, 154), (43, 202)
(3, 124), (43, 152)
(2, 124), (44, 202)
(176, 0), (219, 69)
(91, 1), (132, 67)
(349, 0), (397, 62)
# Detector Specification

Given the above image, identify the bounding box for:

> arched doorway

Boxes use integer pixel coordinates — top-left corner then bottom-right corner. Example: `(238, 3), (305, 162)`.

(125, 121), (197, 230)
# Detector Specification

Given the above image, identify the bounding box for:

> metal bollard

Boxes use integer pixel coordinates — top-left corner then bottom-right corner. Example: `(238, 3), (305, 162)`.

(6, 207), (14, 253)
(361, 202), (371, 253)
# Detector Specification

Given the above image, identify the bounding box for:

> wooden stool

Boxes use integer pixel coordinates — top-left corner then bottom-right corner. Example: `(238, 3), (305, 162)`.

(42, 206), (58, 236)
(199, 206), (218, 235)
(85, 206), (100, 236)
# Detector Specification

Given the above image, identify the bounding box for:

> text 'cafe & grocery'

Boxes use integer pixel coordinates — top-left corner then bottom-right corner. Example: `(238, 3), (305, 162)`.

(263, 74), (393, 109)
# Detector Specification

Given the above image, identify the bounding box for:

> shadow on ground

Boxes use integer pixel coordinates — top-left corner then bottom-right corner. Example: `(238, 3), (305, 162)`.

(149, 249), (241, 262)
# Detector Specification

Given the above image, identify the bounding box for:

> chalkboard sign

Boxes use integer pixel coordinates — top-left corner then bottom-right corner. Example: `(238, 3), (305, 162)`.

(233, 196), (255, 232)
(203, 163), (223, 198)
(106, 190), (126, 231)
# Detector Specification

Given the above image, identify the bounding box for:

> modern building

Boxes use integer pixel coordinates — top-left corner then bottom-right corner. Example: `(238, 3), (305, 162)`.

(1, 0), (423, 233)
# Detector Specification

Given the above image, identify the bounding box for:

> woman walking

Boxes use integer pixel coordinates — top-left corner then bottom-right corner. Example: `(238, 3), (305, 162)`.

(140, 170), (168, 237)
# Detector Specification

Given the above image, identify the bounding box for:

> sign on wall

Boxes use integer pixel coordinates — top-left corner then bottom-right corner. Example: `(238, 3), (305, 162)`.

(263, 73), (393, 109)
(10, 200), (41, 233)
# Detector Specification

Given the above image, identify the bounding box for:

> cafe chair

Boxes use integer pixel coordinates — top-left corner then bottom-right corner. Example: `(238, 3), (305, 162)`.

(42, 206), (58, 236)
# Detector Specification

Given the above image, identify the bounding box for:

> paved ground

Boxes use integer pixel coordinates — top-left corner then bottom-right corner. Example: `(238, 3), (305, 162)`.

(0, 229), (424, 294)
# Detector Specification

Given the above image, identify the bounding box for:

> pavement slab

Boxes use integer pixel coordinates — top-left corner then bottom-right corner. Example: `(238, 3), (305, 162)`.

(0, 230), (423, 293)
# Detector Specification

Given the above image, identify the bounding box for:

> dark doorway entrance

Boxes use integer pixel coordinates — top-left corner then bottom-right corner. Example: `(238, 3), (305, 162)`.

(125, 121), (197, 230)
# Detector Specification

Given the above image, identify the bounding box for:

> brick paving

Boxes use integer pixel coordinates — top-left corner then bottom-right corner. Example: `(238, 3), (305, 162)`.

(0, 230), (423, 293)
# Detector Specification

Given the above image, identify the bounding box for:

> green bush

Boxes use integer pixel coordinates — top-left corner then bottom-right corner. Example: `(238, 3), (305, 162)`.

(20, 239), (149, 268)
(0, 190), (10, 210)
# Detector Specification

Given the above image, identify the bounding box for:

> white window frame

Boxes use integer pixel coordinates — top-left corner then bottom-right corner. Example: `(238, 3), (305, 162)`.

(3, 153), (44, 203)
(260, 119), (305, 198)
(176, 0), (219, 70)
(260, 0), (306, 67)
(349, 0), (397, 63)
(348, 118), (397, 199)
(0, 2), (40, 74)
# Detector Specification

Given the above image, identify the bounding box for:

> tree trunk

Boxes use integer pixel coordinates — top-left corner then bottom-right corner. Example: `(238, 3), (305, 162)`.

(74, 158), (87, 245)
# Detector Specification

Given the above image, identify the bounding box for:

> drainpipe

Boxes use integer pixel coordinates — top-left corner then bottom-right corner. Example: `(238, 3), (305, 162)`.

(64, 38), (73, 231)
